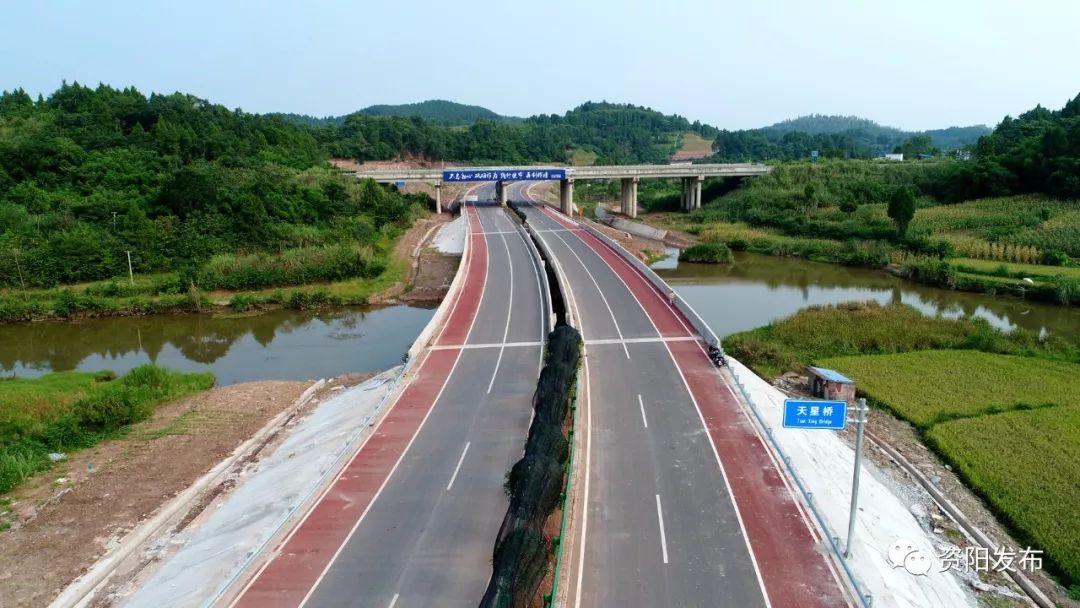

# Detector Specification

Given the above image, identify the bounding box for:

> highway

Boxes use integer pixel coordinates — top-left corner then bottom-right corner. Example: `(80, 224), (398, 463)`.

(231, 188), (548, 607)
(511, 182), (851, 608)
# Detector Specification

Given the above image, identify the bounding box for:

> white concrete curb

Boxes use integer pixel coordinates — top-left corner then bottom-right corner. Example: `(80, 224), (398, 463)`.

(50, 379), (326, 608)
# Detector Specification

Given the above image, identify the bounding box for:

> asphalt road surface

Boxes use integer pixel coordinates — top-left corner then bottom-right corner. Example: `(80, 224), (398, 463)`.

(511, 182), (849, 608)
(233, 190), (548, 607)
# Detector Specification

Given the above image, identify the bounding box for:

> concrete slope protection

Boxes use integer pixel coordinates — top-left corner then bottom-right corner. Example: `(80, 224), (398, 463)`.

(512, 182), (851, 608)
(230, 198), (548, 608)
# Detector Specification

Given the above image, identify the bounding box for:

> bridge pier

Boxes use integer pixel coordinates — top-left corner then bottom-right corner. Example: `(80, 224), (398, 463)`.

(434, 180), (442, 213)
(620, 177), (639, 218)
(560, 178), (575, 217)
(680, 176), (704, 211)
(495, 181), (508, 206)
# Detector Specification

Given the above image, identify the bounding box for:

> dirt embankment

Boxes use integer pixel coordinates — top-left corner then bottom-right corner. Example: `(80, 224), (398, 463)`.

(0, 380), (334, 607)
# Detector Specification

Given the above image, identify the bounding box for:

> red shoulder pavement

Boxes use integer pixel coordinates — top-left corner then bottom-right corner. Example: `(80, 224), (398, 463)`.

(576, 225), (851, 608)
(230, 206), (488, 607)
(436, 205), (487, 346)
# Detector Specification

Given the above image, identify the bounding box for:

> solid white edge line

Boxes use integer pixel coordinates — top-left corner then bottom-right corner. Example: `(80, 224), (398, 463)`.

(638, 394), (648, 429)
(387, 593), (399, 608)
(593, 223), (851, 601)
(522, 193), (592, 608)
(486, 231), (514, 394)
(446, 442), (471, 491)
(655, 494), (669, 565)
(572, 226), (773, 608)
(293, 199), (492, 608)
(547, 228), (631, 360)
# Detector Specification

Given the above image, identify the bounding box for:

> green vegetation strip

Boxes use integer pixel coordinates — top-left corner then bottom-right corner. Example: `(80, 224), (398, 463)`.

(819, 350), (1080, 427)
(927, 405), (1080, 586)
(0, 365), (214, 493)
(723, 301), (1071, 379)
(486, 326), (581, 608)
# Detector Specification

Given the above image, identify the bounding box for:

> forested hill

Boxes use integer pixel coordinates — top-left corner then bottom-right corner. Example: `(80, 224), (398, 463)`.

(763, 114), (990, 152)
(273, 100), (518, 129)
(358, 100), (519, 125)
(0, 83), (426, 288)
(312, 101), (708, 164)
(708, 114), (990, 161)
(934, 93), (1080, 200)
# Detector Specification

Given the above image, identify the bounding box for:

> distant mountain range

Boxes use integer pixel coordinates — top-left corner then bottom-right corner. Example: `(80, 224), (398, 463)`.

(761, 114), (991, 152)
(274, 100), (991, 161)
(273, 99), (521, 127)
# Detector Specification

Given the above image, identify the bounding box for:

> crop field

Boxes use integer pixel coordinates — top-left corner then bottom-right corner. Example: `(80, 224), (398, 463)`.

(951, 258), (1080, 281)
(927, 405), (1080, 585)
(908, 196), (1080, 260)
(818, 350), (1080, 427)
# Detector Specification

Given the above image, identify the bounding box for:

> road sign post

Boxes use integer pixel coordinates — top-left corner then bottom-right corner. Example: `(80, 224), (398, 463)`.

(845, 398), (868, 558)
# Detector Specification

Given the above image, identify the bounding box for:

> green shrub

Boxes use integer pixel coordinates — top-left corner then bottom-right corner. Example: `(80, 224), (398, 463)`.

(229, 293), (257, 312)
(679, 242), (732, 263)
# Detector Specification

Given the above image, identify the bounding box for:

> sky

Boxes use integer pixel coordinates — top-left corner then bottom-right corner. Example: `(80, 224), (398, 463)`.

(2, 0), (1079, 131)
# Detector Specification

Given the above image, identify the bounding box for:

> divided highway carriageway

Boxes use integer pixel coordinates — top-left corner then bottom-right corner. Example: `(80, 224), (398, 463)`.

(223, 182), (853, 607)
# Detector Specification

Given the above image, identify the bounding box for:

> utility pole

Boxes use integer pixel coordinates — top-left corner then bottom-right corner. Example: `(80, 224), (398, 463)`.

(126, 251), (135, 287)
(13, 248), (27, 297)
(845, 398), (869, 558)
(112, 211), (118, 231)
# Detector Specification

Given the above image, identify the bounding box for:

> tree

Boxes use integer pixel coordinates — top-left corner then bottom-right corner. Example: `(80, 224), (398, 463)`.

(888, 186), (916, 237)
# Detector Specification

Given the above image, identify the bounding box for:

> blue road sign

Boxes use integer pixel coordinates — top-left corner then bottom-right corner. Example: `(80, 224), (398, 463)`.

(442, 169), (566, 182)
(783, 399), (847, 430)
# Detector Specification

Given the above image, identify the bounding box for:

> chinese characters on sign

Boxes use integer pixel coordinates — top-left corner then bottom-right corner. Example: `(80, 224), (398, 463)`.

(782, 399), (847, 430)
(442, 169), (567, 182)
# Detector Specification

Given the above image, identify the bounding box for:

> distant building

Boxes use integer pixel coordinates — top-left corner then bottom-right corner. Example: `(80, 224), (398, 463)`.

(806, 366), (856, 404)
(883, 153), (904, 161)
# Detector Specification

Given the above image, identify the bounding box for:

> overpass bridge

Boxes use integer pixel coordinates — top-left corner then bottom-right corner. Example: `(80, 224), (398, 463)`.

(351, 163), (771, 217)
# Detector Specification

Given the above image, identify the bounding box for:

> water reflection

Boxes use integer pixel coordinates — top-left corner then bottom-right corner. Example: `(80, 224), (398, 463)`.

(658, 252), (1080, 339)
(0, 306), (435, 385)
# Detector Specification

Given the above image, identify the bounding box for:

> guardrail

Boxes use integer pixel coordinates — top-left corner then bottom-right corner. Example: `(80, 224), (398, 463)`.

(407, 210), (472, 362)
(523, 221), (577, 330)
(578, 223), (720, 350)
(577, 220), (873, 608)
(210, 210), (477, 606)
(726, 364), (872, 607)
(514, 219), (557, 331)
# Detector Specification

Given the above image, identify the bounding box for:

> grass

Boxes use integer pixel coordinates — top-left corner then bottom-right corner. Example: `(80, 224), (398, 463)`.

(0, 365), (214, 493)
(818, 350), (1080, 427)
(676, 132), (714, 156)
(928, 405), (1080, 586)
(951, 257), (1080, 281)
(0, 228), (416, 322)
(723, 301), (1074, 378)
(567, 148), (598, 166)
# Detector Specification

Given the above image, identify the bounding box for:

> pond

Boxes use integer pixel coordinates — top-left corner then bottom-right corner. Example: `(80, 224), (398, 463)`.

(657, 252), (1080, 340)
(0, 306), (436, 385)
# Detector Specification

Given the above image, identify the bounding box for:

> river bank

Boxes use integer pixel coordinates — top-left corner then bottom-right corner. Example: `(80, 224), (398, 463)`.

(605, 206), (1080, 309)
(0, 212), (460, 324)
